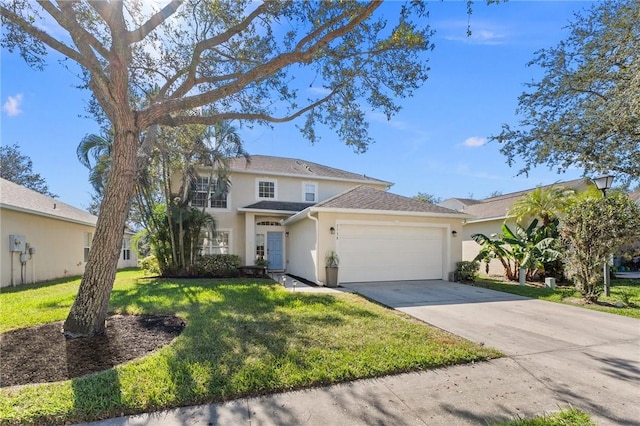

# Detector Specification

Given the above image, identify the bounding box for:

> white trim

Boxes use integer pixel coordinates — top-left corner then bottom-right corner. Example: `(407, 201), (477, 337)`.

(238, 208), (297, 215)
(255, 178), (278, 200)
(302, 181), (318, 203)
(465, 214), (514, 224)
(283, 206), (468, 226)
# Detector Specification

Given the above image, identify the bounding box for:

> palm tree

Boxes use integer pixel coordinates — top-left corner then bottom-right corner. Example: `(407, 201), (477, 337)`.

(193, 121), (250, 209)
(509, 185), (576, 227)
(76, 132), (113, 196)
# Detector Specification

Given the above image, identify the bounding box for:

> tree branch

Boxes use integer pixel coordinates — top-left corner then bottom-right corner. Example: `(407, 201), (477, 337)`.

(163, 2), (273, 99)
(127, 0), (183, 43)
(0, 3), (85, 65)
(157, 88), (338, 127)
(38, 1), (109, 59)
(143, 2), (380, 126)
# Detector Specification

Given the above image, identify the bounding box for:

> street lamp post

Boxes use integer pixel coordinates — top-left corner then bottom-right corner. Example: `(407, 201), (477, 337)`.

(594, 174), (615, 296)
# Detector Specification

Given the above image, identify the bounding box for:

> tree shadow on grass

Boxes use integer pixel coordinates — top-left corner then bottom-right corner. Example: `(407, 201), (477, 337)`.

(107, 277), (384, 410)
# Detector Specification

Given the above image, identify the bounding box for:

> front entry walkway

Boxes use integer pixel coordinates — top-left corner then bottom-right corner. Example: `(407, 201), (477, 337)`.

(342, 280), (640, 425)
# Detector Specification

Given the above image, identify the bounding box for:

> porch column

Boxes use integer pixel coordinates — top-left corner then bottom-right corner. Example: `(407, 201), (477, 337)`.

(245, 212), (255, 265)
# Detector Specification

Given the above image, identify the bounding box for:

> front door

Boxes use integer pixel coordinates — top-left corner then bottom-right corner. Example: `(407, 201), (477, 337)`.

(267, 232), (283, 270)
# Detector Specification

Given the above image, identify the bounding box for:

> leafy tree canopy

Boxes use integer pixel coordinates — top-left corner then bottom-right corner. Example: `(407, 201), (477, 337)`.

(2, 0), (440, 337)
(413, 192), (442, 204)
(560, 192), (640, 302)
(0, 143), (56, 197)
(493, 0), (640, 183)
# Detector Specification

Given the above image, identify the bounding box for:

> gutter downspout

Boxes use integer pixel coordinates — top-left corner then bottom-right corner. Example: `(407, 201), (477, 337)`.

(307, 210), (322, 285)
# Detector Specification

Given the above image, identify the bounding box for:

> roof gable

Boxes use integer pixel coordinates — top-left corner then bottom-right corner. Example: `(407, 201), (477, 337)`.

(0, 178), (97, 226)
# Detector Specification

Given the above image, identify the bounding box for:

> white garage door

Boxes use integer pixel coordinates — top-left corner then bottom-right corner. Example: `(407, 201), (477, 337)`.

(337, 223), (444, 283)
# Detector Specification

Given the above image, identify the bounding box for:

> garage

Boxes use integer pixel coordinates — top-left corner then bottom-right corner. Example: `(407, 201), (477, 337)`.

(337, 223), (445, 283)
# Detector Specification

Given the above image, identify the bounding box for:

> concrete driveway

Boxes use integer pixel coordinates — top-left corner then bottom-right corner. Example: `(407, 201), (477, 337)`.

(343, 280), (640, 425)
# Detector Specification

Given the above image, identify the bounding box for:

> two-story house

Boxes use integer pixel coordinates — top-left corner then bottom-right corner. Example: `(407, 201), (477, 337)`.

(189, 155), (467, 286)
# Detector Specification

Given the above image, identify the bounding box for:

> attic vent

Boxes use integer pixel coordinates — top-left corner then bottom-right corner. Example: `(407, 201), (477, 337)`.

(294, 160), (313, 173)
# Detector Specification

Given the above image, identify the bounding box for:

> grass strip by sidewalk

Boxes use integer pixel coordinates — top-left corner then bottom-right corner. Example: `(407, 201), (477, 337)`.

(474, 277), (640, 319)
(493, 407), (594, 426)
(0, 269), (500, 425)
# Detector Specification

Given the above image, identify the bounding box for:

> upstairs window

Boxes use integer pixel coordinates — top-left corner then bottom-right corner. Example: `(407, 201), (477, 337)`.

(303, 182), (317, 202)
(257, 179), (276, 199)
(122, 238), (131, 260)
(192, 177), (227, 208)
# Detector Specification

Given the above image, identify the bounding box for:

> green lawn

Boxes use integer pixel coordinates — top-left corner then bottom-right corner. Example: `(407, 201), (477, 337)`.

(474, 276), (640, 319)
(0, 269), (500, 425)
(493, 407), (594, 426)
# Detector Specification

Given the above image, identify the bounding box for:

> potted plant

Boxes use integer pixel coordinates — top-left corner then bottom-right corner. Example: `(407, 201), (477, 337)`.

(325, 250), (339, 287)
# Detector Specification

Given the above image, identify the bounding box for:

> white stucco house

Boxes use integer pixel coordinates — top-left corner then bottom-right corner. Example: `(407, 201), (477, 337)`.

(0, 178), (138, 287)
(188, 155), (467, 286)
(439, 178), (593, 277)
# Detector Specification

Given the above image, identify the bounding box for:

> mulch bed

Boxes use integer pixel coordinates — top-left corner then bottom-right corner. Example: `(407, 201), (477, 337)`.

(0, 314), (185, 388)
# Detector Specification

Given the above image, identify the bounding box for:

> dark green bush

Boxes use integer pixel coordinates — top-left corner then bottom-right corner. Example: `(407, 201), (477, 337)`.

(456, 261), (480, 282)
(194, 254), (242, 278)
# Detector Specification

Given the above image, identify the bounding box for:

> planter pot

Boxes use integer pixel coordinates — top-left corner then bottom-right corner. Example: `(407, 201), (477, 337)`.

(325, 267), (339, 287)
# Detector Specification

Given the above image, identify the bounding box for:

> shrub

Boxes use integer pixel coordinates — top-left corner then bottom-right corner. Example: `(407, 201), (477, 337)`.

(194, 254), (242, 278)
(140, 255), (161, 276)
(456, 261), (480, 282)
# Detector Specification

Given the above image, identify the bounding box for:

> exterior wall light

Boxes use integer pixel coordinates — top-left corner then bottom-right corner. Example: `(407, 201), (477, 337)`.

(329, 227), (335, 234)
(451, 230), (458, 237)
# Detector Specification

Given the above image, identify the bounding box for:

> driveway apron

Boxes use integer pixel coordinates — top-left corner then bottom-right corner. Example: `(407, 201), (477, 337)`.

(343, 280), (640, 425)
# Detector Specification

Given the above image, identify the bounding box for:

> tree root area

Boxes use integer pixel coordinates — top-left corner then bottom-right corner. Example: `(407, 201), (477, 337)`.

(0, 314), (185, 388)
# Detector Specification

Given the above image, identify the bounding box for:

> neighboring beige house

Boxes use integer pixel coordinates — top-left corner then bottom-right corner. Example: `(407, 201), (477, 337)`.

(0, 178), (137, 287)
(188, 155), (467, 285)
(439, 178), (589, 276)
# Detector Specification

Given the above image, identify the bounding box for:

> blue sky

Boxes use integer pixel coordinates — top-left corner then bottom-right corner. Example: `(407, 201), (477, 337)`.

(1, 1), (593, 210)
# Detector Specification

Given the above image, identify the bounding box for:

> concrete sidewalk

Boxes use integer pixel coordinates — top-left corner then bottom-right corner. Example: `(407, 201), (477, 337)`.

(82, 358), (573, 426)
(81, 280), (640, 426)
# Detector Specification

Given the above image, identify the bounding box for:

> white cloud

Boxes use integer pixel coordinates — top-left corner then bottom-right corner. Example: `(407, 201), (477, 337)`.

(438, 20), (508, 46)
(3, 94), (24, 116)
(307, 86), (332, 96)
(462, 136), (487, 147)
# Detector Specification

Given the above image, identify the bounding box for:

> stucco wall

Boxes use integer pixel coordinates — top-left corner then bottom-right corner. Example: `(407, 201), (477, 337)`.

(285, 217), (318, 282)
(1, 208), (137, 287)
(462, 218), (516, 278)
(190, 167), (388, 264)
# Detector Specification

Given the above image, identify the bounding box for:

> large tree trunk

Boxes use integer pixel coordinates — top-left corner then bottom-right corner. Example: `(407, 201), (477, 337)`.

(63, 128), (138, 338)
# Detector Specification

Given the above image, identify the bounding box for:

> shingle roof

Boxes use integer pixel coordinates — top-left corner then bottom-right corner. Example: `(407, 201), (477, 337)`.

(0, 178), (97, 226)
(629, 191), (640, 204)
(315, 185), (463, 215)
(242, 201), (316, 212)
(463, 178), (588, 221)
(228, 155), (390, 185)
